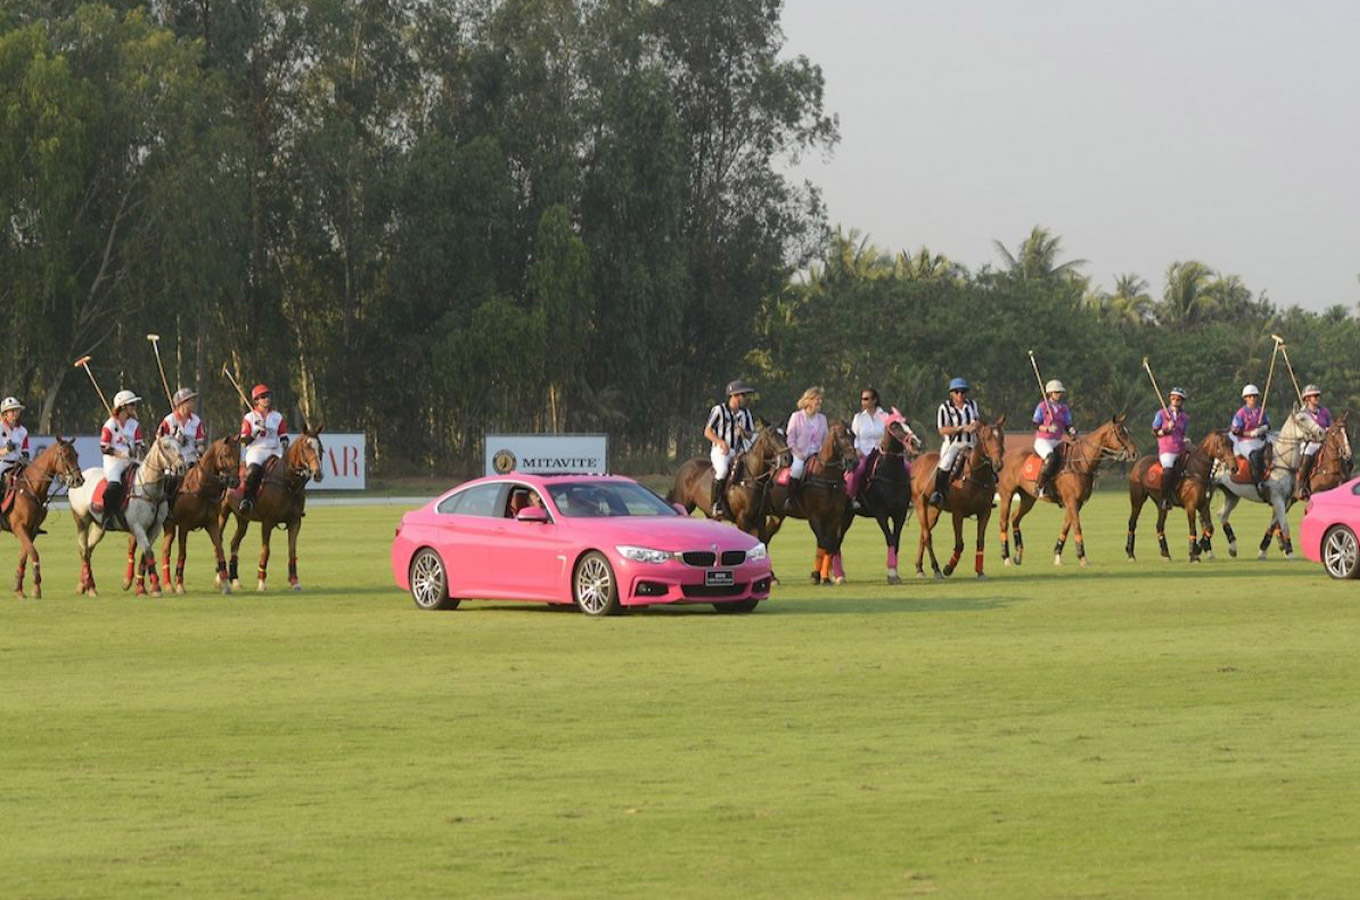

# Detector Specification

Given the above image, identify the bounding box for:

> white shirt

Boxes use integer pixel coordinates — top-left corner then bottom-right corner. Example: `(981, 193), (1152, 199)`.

(852, 408), (886, 456)
(241, 410), (288, 459)
(159, 411), (206, 464)
(1, 422), (29, 467)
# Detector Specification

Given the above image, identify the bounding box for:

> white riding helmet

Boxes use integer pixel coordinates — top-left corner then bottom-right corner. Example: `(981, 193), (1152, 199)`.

(172, 387), (197, 406)
(1168, 387), (1187, 400)
(1302, 384), (1322, 398)
(1045, 379), (1066, 394)
(112, 389), (141, 410)
(1241, 384), (1260, 398)
(0, 396), (23, 413)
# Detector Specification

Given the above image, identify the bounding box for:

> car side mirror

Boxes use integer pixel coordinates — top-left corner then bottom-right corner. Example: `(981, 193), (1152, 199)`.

(672, 502), (689, 516)
(515, 506), (550, 523)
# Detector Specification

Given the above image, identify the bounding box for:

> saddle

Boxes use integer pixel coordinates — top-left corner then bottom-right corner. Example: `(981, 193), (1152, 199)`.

(775, 455), (827, 486)
(1140, 453), (1189, 492)
(230, 455), (281, 502)
(91, 464), (139, 515)
(1229, 446), (1272, 485)
(0, 467), (20, 516)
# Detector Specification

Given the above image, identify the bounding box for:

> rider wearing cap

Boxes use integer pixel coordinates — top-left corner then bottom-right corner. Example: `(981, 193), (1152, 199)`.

(157, 388), (207, 466)
(930, 377), (980, 507)
(1152, 387), (1189, 510)
(1230, 384), (1270, 494)
(239, 384), (289, 514)
(1296, 384), (1332, 499)
(1, 397), (31, 514)
(1032, 379), (1075, 498)
(100, 390), (145, 527)
(704, 380), (756, 519)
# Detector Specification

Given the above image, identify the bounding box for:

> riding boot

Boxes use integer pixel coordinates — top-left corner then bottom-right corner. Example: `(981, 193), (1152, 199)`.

(929, 467), (950, 507)
(711, 477), (728, 519)
(1296, 454), (1315, 500)
(1249, 448), (1267, 498)
(784, 477), (802, 513)
(1038, 454), (1061, 497)
(102, 479), (123, 529)
(240, 464), (264, 513)
(1159, 468), (1176, 511)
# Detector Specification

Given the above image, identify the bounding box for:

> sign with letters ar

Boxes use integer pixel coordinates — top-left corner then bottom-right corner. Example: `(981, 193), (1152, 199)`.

(484, 434), (609, 476)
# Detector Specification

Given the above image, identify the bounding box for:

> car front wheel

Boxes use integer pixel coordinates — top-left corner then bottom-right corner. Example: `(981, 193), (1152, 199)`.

(1322, 526), (1360, 580)
(410, 549), (460, 610)
(573, 551), (621, 616)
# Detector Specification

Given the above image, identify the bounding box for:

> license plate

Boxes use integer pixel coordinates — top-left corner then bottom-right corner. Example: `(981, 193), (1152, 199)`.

(705, 570), (735, 587)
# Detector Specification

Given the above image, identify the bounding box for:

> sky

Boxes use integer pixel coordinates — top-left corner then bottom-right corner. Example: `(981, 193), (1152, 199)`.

(779, 0), (1360, 311)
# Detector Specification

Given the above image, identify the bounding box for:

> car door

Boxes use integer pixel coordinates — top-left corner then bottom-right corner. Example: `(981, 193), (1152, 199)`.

(438, 483), (509, 598)
(494, 485), (570, 600)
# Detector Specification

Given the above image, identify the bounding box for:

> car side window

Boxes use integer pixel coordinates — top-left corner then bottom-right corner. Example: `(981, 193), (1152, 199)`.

(1352, 482), (1360, 496)
(453, 484), (504, 518)
(436, 492), (465, 515)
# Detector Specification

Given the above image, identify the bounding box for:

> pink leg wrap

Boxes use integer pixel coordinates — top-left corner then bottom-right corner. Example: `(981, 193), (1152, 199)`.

(832, 554), (845, 579)
(887, 547), (898, 569)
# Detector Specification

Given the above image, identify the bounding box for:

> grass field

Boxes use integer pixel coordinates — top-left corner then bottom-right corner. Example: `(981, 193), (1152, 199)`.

(4, 493), (1359, 898)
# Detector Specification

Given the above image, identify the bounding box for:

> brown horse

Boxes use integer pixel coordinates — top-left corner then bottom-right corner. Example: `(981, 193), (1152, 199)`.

(219, 426), (324, 591)
(1, 439), (84, 598)
(911, 417), (1007, 579)
(998, 414), (1138, 567)
(1126, 430), (1237, 563)
(1260, 412), (1352, 554)
(767, 420), (858, 584)
(665, 422), (791, 545)
(128, 435), (242, 594)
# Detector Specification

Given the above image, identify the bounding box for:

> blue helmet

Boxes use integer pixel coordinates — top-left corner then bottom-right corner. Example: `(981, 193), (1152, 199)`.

(948, 377), (970, 393)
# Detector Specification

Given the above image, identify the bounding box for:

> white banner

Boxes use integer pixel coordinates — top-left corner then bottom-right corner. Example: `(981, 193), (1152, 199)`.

(484, 434), (609, 476)
(28, 432), (367, 490)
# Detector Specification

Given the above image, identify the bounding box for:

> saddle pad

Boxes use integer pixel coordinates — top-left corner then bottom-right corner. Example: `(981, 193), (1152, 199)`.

(1230, 457), (1253, 484)
(774, 467), (790, 487)
(1141, 463), (1164, 492)
(1021, 454), (1044, 482)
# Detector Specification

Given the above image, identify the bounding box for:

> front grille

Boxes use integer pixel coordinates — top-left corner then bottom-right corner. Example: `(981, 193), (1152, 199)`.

(681, 583), (748, 598)
(681, 551), (716, 567)
(720, 550), (746, 566)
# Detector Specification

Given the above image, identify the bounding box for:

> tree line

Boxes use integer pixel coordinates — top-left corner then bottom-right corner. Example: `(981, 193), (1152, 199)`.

(3, 2), (1355, 475)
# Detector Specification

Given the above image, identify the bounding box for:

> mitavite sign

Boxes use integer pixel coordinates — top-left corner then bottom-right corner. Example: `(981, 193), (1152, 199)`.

(484, 434), (609, 476)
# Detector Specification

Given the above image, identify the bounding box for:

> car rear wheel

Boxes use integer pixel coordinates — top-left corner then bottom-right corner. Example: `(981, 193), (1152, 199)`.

(410, 549), (460, 610)
(1322, 526), (1360, 580)
(573, 551), (621, 616)
(713, 598), (760, 614)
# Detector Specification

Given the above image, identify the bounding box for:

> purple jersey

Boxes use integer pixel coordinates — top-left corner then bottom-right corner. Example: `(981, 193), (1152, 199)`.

(1304, 405), (1332, 430)
(1152, 407), (1189, 455)
(1032, 401), (1071, 442)
(1231, 405), (1269, 438)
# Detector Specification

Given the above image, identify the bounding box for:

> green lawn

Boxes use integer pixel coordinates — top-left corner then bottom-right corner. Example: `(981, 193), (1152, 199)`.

(3, 494), (1358, 898)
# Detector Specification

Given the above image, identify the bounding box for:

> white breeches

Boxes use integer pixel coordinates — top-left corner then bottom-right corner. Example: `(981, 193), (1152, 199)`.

(939, 441), (968, 472)
(245, 445), (281, 468)
(1159, 452), (1179, 468)
(711, 446), (736, 480)
(1034, 438), (1061, 460)
(790, 455), (807, 480)
(1303, 442), (1322, 457)
(103, 456), (133, 482)
(1233, 437), (1264, 456)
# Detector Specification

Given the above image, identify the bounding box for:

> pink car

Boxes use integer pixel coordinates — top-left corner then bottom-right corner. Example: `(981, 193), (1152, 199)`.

(1300, 475), (1360, 579)
(392, 474), (774, 615)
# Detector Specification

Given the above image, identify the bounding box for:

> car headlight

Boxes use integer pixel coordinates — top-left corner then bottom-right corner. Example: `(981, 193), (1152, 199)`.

(746, 542), (768, 561)
(615, 545), (675, 564)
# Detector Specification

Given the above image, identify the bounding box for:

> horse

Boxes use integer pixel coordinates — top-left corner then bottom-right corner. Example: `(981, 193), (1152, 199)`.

(845, 413), (920, 583)
(1, 439), (84, 598)
(68, 435), (186, 597)
(997, 414), (1138, 567)
(127, 435), (242, 594)
(1259, 412), (1352, 554)
(1212, 405), (1324, 560)
(666, 421), (792, 547)
(219, 425), (325, 591)
(767, 420), (858, 584)
(911, 417), (1007, 580)
(1126, 430), (1237, 563)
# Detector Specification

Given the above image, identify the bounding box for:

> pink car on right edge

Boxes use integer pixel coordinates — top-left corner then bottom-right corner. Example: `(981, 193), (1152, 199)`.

(1300, 475), (1360, 579)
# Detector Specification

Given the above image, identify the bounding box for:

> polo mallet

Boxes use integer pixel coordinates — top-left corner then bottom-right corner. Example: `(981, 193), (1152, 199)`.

(1028, 350), (1056, 417)
(1260, 335), (1281, 415)
(146, 333), (175, 411)
(1141, 357), (1170, 421)
(1272, 333), (1305, 405)
(73, 356), (115, 420)
(221, 363), (252, 411)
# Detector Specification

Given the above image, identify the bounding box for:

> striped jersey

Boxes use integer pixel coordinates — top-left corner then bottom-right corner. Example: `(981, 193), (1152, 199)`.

(937, 398), (980, 447)
(706, 403), (755, 451)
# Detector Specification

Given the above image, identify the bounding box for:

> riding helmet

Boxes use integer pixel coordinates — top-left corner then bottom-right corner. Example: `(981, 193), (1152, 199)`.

(1241, 383), (1260, 398)
(252, 384), (272, 401)
(112, 390), (141, 410)
(172, 387), (197, 406)
(948, 377), (970, 393)
(1168, 387), (1187, 400)
(1045, 379), (1066, 394)
(0, 396), (23, 413)
(1302, 384), (1322, 398)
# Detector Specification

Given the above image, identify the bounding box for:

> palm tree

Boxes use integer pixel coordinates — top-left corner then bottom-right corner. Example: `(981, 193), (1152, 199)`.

(893, 246), (966, 283)
(818, 226), (892, 286)
(1159, 261), (1217, 324)
(1100, 273), (1155, 326)
(992, 225), (1088, 283)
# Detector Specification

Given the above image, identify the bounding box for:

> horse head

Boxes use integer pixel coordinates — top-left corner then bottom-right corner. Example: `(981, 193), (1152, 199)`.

(1202, 429), (1238, 469)
(1286, 404), (1326, 444)
(743, 423), (790, 476)
(974, 415), (1006, 473)
(205, 434), (243, 488)
(146, 435), (186, 480)
(288, 423), (326, 484)
(49, 437), (85, 489)
(823, 420), (857, 470)
(1102, 412), (1138, 462)
(881, 408), (917, 455)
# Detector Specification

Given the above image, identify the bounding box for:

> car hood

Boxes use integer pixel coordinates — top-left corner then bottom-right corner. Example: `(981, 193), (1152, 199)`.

(566, 516), (760, 550)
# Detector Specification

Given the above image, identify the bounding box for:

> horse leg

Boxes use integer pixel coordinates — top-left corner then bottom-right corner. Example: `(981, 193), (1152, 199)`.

(287, 518), (302, 590)
(228, 513), (248, 591)
(160, 525), (173, 588)
(1198, 500), (1216, 559)
(1127, 486), (1145, 561)
(974, 507), (992, 579)
(1267, 496), (1294, 561)
(209, 518), (231, 594)
(924, 506), (943, 578)
(13, 524), (35, 599)
(1011, 494), (1035, 566)
(175, 524), (189, 594)
(124, 536), (138, 592)
(1054, 507), (1073, 566)
(1185, 503), (1201, 563)
(1219, 493), (1240, 557)
(1074, 510), (1089, 567)
(942, 511), (965, 577)
(257, 522), (274, 591)
(878, 513), (900, 584)
(998, 491), (1013, 565)
(73, 516), (92, 596)
(1155, 504), (1171, 561)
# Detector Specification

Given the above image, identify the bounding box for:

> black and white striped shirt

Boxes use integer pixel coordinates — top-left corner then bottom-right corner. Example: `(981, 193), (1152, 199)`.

(707, 404), (755, 450)
(937, 398), (980, 446)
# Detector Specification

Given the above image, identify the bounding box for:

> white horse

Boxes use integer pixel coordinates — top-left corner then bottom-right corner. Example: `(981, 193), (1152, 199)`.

(68, 435), (185, 596)
(1213, 404), (1325, 560)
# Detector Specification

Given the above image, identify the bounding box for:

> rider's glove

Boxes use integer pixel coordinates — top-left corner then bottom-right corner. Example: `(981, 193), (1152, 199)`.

(1253, 425), (1268, 438)
(4, 440), (13, 452)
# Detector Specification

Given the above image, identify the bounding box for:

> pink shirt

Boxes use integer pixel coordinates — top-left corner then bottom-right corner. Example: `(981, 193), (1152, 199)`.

(1152, 408), (1188, 455)
(786, 410), (828, 459)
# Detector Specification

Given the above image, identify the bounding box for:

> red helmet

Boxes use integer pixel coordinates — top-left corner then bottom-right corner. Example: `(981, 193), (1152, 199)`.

(251, 384), (271, 401)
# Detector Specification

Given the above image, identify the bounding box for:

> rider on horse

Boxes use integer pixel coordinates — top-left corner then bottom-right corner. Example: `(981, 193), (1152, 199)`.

(849, 387), (916, 511)
(1296, 384), (1331, 499)
(1, 396), (31, 524)
(784, 386), (828, 513)
(1033, 379), (1075, 498)
(704, 380), (756, 519)
(1230, 383), (1270, 495)
(100, 390), (145, 528)
(157, 388), (206, 467)
(239, 383), (289, 514)
(930, 377), (980, 507)
(1152, 387), (1189, 510)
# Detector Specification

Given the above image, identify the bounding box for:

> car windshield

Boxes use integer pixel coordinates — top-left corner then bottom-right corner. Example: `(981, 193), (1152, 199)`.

(546, 481), (679, 518)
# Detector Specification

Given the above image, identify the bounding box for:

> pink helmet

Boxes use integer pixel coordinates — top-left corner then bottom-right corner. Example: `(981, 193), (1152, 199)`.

(251, 384), (271, 401)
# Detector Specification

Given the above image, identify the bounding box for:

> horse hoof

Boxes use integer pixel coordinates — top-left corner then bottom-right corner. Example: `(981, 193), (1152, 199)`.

(833, 576), (845, 586)
(14, 589), (25, 600)
(231, 579), (242, 590)
(887, 575), (901, 585)
(1053, 555), (1063, 566)
(1003, 558), (1014, 567)
(33, 587), (41, 599)
(1257, 551), (1268, 561)
(933, 571), (944, 581)
(257, 580), (267, 592)
(1228, 545), (1238, 558)
(1206, 551), (1216, 560)
(1079, 557), (1089, 568)
(1190, 557), (1201, 564)
(915, 570), (926, 579)
(1161, 556), (1171, 563)
(174, 583), (185, 595)
(290, 582), (302, 591)
(976, 572), (986, 580)
(134, 585), (146, 597)
(150, 589), (162, 598)
(121, 579), (132, 592)
(1284, 553), (1295, 561)
(87, 588), (98, 598)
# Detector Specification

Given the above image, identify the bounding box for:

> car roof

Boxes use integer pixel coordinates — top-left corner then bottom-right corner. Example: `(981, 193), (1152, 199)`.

(436, 473), (635, 497)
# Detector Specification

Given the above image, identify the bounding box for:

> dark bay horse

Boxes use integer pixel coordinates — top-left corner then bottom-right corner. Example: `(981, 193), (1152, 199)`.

(911, 417), (1007, 579)
(129, 435), (241, 594)
(846, 413), (918, 583)
(767, 420), (858, 584)
(666, 423), (791, 546)
(997, 414), (1138, 567)
(1, 439), (84, 598)
(219, 426), (324, 591)
(1126, 430), (1236, 563)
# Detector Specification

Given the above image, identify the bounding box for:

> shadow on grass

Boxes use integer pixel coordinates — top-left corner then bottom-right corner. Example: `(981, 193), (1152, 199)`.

(448, 594), (1017, 617)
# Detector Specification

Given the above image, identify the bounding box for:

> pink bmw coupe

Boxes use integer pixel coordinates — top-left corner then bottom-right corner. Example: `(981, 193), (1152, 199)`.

(1301, 475), (1360, 579)
(392, 474), (774, 615)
